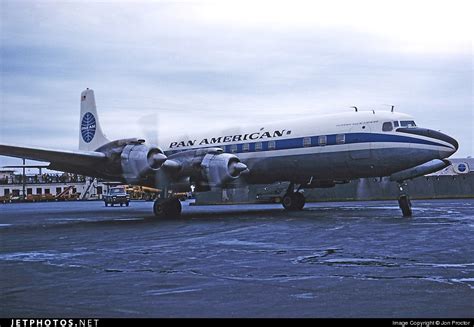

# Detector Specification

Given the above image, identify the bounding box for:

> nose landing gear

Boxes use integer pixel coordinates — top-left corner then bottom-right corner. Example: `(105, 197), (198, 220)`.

(397, 182), (412, 217)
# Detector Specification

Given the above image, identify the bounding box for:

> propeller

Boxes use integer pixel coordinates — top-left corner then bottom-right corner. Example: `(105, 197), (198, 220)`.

(137, 113), (170, 192)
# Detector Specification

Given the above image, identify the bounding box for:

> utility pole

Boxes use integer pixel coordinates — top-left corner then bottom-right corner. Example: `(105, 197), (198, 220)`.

(22, 158), (26, 201)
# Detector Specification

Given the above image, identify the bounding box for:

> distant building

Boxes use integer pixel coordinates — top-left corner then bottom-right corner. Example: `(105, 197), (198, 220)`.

(0, 170), (108, 202)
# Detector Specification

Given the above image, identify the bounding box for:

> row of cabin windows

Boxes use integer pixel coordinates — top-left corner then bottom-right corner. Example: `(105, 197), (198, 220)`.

(230, 141), (275, 153)
(226, 134), (346, 152)
(303, 134), (346, 147)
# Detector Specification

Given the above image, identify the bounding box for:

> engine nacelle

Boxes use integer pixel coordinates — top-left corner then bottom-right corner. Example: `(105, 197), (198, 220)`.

(389, 159), (450, 182)
(200, 153), (248, 188)
(120, 143), (166, 184)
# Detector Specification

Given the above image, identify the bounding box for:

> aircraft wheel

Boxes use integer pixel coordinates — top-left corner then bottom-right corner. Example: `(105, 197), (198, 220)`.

(105, 202), (108, 207)
(153, 199), (165, 217)
(171, 198), (182, 215)
(282, 193), (298, 211)
(294, 192), (306, 210)
(153, 198), (182, 218)
(398, 195), (412, 217)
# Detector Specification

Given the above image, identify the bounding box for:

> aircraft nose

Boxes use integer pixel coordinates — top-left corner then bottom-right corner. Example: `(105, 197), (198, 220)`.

(447, 135), (459, 152)
(425, 129), (458, 158)
(429, 130), (458, 152)
(396, 127), (458, 158)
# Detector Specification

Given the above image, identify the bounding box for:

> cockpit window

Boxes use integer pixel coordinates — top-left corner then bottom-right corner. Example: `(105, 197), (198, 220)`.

(393, 121), (399, 127)
(400, 120), (416, 127)
(382, 122), (393, 132)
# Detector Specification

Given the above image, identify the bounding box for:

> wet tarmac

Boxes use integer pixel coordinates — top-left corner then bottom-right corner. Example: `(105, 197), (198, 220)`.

(1, 199), (473, 317)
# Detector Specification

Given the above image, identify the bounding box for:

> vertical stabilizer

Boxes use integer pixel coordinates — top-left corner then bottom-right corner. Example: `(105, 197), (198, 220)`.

(79, 89), (109, 151)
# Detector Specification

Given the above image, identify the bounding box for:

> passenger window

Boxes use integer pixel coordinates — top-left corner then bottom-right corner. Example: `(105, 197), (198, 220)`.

(393, 121), (399, 127)
(242, 143), (250, 152)
(336, 134), (345, 144)
(268, 140), (276, 150)
(303, 137), (311, 147)
(382, 122), (393, 132)
(230, 144), (238, 153)
(318, 135), (327, 146)
(255, 142), (263, 151)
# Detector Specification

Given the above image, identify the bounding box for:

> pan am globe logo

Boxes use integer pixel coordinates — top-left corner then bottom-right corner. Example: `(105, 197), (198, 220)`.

(81, 112), (96, 143)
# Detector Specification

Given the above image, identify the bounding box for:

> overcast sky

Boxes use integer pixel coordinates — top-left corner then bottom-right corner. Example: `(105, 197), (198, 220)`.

(0, 0), (472, 170)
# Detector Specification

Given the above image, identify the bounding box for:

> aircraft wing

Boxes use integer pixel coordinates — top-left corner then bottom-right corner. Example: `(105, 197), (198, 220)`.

(0, 144), (107, 167)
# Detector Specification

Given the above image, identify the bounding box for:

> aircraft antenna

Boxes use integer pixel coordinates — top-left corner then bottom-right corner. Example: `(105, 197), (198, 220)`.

(350, 106), (358, 112)
(382, 103), (395, 112)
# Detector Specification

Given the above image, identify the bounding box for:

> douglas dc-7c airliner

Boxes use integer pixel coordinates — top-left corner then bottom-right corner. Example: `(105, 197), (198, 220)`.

(0, 89), (458, 217)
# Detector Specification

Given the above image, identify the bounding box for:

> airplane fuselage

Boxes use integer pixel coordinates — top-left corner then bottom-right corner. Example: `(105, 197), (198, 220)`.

(161, 111), (458, 185)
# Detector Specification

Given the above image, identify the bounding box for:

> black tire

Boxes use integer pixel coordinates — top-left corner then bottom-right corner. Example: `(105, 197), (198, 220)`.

(105, 202), (108, 207)
(170, 198), (182, 215)
(126, 202), (129, 207)
(294, 192), (306, 210)
(153, 198), (182, 218)
(398, 195), (412, 217)
(153, 199), (165, 217)
(282, 193), (297, 210)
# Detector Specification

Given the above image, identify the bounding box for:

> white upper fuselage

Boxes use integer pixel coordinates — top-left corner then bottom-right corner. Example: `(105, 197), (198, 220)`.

(163, 111), (414, 152)
(160, 110), (456, 183)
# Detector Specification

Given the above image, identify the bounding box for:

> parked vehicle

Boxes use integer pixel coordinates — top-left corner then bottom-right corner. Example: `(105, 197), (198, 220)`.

(104, 187), (130, 207)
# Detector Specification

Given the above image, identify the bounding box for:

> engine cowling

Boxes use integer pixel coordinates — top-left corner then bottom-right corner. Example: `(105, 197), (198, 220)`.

(389, 159), (450, 182)
(200, 153), (248, 188)
(120, 143), (167, 183)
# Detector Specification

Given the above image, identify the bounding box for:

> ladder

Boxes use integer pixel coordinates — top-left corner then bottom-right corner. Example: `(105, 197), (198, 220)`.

(81, 178), (97, 200)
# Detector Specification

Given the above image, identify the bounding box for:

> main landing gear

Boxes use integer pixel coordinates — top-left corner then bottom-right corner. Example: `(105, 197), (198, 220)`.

(282, 182), (306, 211)
(397, 182), (412, 217)
(153, 197), (182, 218)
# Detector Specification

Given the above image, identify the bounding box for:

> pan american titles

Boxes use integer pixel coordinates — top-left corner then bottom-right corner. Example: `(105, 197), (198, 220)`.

(169, 129), (291, 149)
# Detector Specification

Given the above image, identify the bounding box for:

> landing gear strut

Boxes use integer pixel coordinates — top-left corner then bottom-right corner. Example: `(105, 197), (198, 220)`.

(282, 182), (306, 211)
(153, 197), (182, 218)
(397, 182), (412, 217)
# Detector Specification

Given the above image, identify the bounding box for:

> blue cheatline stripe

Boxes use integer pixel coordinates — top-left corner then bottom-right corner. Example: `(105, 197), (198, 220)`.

(164, 132), (447, 156)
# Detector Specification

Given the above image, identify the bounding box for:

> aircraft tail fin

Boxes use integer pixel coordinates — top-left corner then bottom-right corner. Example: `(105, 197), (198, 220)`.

(79, 89), (110, 151)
